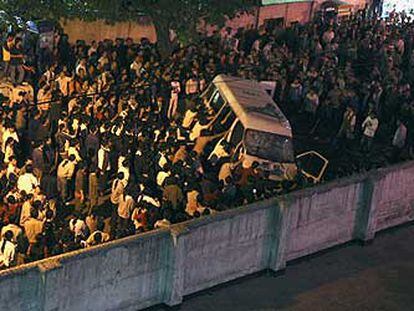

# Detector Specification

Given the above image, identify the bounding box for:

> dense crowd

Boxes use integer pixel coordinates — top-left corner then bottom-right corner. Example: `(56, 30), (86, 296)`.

(0, 8), (413, 268)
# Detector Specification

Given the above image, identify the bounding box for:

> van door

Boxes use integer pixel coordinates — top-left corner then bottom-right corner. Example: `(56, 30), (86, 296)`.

(228, 121), (244, 147)
(210, 106), (236, 135)
(296, 151), (329, 183)
(209, 119), (243, 161)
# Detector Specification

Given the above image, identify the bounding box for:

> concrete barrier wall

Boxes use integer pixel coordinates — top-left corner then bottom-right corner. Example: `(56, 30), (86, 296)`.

(180, 200), (277, 296)
(46, 230), (172, 311)
(284, 176), (367, 261)
(368, 162), (414, 235)
(0, 265), (42, 311)
(2, 161), (414, 310)
(0, 231), (172, 311)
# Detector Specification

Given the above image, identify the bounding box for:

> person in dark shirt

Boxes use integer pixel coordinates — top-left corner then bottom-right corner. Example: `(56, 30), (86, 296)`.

(9, 38), (25, 85)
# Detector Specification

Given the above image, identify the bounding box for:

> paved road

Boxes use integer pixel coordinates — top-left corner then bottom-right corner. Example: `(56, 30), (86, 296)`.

(147, 224), (414, 311)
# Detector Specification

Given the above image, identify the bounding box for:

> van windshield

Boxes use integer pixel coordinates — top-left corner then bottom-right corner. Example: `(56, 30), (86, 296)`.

(245, 130), (295, 163)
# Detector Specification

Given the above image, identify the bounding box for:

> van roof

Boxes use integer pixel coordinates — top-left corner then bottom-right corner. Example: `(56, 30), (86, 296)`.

(212, 75), (292, 138)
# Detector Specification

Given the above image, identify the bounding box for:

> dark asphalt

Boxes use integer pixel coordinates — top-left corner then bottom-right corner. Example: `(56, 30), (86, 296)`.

(147, 223), (414, 311)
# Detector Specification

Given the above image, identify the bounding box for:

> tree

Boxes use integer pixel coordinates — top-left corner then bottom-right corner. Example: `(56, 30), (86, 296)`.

(0, 0), (259, 55)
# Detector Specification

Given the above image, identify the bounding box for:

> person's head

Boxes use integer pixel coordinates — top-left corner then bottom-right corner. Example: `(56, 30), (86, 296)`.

(7, 195), (16, 205)
(25, 164), (33, 174)
(4, 230), (13, 242)
(94, 232), (102, 244)
(45, 209), (54, 220)
(14, 37), (22, 48)
(117, 172), (125, 180)
(8, 155), (17, 166)
(25, 193), (34, 202)
(30, 207), (39, 219)
(33, 200), (42, 210)
(69, 154), (76, 162)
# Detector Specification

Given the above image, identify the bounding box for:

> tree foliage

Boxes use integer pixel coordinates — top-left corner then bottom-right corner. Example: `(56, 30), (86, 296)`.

(0, 0), (259, 51)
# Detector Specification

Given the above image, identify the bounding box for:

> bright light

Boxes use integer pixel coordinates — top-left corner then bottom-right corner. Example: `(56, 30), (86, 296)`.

(382, 0), (414, 18)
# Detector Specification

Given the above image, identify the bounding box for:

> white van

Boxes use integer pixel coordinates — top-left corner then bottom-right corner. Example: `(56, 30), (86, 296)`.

(199, 75), (328, 182)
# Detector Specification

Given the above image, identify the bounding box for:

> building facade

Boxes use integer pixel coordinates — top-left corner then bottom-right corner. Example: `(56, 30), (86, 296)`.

(61, 0), (370, 43)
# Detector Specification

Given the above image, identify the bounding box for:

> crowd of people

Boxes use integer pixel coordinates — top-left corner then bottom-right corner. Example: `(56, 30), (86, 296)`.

(0, 7), (413, 268)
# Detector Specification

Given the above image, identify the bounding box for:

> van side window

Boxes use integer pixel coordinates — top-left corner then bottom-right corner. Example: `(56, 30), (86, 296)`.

(202, 84), (215, 102)
(211, 106), (235, 134)
(210, 90), (225, 113)
(229, 121), (244, 147)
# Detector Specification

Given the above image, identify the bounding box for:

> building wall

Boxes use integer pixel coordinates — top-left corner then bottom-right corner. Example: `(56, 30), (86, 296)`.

(312, 0), (369, 12)
(61, 18), (157, 44)
(61, 1), (369, 43)
(2, 161), (414, 310)
(258, 2), (314, 26)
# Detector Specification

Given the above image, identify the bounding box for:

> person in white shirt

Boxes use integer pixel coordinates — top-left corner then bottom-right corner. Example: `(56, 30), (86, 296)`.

(19, 194), (34, 226)
(208, 140), (230, 161)
(3, 138), (16, 164)
(75, 58), (88, 76)
(117, 192), (135, 238)
(392, 120), (407, 161)
(361, 112), (379, 152)
(0, 231), (16, 268)
(110, 172), (126, 205)
(182, 107), (198, 129)
(97, 143), (111, 193)
(130, 55), (143, 78)
(168, 79), (181, 120)
(88, 40), (98, 57)
(57, 155), (76, 201)
(185, 75), (199, 96)
(82, 231), (110, 248)
(137, 191), (161, 208)
(67, 140), (82, 163)
(117, 159), (130, 187)
(154, 218), (171, 229)
(69, 217), (88, 242)
(17, 165), (39, 195)
(190, 118), (210, 141)
(42, 63), (57, 84)
(392, 120), (407, 149)
(55, 69), (73, 97)
(6, 156), (19, 178)
(156, 162), (171, 188)
(2, 126), (19, 153)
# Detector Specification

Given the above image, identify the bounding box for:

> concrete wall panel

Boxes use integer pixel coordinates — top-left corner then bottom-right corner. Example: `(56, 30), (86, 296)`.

(371, 164), (414, 233)
(285, 179), (365, 261)
(42, 231), (171, 311)
(182, 202), (275, 295)
(0, 266), (42, 311)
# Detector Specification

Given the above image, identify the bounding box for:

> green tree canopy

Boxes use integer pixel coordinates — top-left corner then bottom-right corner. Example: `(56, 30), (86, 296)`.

(0, 0), (259, 53)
